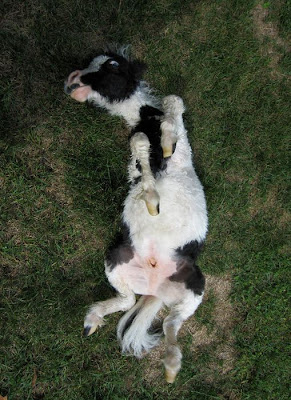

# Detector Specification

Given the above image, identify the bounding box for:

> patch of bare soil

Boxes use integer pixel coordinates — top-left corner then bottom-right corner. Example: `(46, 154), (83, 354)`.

(193, 274), (236, 380)
(144, 273), (237, 391)
(252, 2), (290, 79)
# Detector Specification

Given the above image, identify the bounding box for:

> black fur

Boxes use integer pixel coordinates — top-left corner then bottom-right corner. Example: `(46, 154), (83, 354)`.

(131, 105), (165, 176)
(176, 240), (204, 263)
(136, 159), (142, 173)
(106, 224), (134, 271)
(77, 54), (170, 175)
(80, 53), (147, 102)
(120, 303), (163, 340)
(169, 241), (205, 295)
(133, 176), (142, 185)
(119, 309), (139, 339)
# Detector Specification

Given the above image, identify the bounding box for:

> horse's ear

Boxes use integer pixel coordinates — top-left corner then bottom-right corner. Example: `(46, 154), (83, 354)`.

(130, 60), (147, 80)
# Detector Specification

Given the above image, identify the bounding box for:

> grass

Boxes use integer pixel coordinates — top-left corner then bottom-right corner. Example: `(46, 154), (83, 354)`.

(0, 0), (290, 399)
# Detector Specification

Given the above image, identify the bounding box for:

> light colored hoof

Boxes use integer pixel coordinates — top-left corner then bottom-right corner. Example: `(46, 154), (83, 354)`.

(83, 325), (98, 337)
(83, 314), (105, 336)
(162, 145), (173, 158)
(146, 201), (159, 216)
(165, 369), (178, 384)
(142, 189), (160, 216)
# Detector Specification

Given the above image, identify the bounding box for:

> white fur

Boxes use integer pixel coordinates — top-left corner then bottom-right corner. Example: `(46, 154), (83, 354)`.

(117, 296), (163, 357)
(87, 55), (110, 72)
(124, 97), (207, 251)
(84, 260), (136, 335)
(160, 96), (185, 157)
(130, 132), (160, 214)
(120, 98), (207, 382)
(88, 82), (159, 127)
(65, 51), (160, 125)
(65, 52), (208, 380)
(82, 91), (207, 382)
(162, 291), (203, 381)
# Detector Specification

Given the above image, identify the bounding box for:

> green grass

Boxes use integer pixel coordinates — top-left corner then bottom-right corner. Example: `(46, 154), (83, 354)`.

(0, 0), (290, 399)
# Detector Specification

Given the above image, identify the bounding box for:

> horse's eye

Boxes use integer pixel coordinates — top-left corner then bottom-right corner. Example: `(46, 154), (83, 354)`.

(109, 60), (119, 68)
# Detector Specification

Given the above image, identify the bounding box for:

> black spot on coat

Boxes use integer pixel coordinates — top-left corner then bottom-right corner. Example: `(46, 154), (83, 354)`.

(119, 309), (139, 339)
(176, 240), (204, 263)
(169, 241), (205, 295)
(106, 224), (134, 271)
(131, 105), (164, 176)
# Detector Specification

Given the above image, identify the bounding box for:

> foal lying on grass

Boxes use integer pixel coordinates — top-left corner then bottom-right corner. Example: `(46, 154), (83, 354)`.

(65, 49), (208, 383)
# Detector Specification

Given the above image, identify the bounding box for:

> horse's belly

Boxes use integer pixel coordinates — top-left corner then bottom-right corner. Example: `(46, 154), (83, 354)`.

(114, 255), (177, 296)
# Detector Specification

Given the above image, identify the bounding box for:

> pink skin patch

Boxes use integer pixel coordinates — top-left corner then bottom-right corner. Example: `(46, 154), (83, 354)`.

(70, 85), (92, 102)
(66, 69), (92, 102)
(114, 253), (178, 296)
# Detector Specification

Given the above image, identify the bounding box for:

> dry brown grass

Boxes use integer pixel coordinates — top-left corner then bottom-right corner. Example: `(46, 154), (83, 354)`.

(252, 2), (290, 79)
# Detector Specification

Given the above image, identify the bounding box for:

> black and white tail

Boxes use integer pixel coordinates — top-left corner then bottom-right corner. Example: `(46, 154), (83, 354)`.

(117, 295), (164, 358)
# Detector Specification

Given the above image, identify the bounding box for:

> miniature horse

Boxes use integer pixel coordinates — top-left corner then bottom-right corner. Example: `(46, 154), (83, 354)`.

(64, 49), (208, 382)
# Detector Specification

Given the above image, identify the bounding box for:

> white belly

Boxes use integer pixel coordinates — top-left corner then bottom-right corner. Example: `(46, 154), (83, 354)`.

(123, 171), (208, 246)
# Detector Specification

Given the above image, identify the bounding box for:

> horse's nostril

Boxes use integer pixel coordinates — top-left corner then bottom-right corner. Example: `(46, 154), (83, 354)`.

(70, 83), (80, 91)
(67, 69), (81, 85)
(64, 83), (80, 95)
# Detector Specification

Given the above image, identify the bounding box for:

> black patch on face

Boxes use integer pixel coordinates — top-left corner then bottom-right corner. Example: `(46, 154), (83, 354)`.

(169, 241), (205, 295)
(106, 223), (134, 271)
(80, 53), (147, 102)
(131, 105), (165, 176)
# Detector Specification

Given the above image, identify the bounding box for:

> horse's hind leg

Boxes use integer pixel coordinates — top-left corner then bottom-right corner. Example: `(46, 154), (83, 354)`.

(162, 288), (204, 383)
